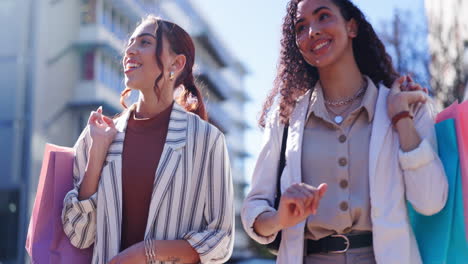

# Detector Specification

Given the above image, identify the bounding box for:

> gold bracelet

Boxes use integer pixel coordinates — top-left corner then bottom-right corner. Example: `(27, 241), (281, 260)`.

(149, 239), (156, 263)
(144, 238), (156, 264)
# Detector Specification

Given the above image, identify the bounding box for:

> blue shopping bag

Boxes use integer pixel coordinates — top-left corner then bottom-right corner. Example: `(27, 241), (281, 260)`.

(408, 119), (468, 263)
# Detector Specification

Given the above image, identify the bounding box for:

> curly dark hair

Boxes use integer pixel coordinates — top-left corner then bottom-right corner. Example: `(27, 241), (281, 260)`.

(258, 0), (399, 127)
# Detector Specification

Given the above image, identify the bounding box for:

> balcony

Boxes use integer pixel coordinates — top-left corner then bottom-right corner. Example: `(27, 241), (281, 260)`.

(111, 0), (146, 21)
(223, 102), (250, 131)
(225, 134), (249, 159)
(195, 57), (234, 101)
(72, 80), (122, 114)
(205, 102), (232, 134)
(220, 68), (250, 102)
(76, 24), (125, 56)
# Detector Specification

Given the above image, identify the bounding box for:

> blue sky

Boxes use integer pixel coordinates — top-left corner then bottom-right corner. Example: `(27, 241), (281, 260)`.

(190, 0), (426, 185)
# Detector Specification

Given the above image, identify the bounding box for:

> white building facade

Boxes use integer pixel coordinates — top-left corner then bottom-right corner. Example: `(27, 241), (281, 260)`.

(0, 0), (249, 262)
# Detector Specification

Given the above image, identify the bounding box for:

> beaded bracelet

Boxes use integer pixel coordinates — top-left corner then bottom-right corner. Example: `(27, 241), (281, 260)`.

(391, 110), (413, 126)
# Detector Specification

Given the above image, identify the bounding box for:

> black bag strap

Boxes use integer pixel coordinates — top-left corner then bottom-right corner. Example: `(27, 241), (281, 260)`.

(274, 125), (289, 209)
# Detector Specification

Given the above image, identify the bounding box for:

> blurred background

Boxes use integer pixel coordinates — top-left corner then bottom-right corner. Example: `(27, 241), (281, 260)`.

(0, 0), (466, 263)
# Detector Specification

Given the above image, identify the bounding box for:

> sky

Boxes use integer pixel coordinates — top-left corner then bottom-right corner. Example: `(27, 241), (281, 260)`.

(189, 0), (427, 187)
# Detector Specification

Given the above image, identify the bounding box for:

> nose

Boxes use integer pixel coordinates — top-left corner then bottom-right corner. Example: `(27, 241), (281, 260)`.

(125, 42), (137, 57)
(308, 24), (321, 38)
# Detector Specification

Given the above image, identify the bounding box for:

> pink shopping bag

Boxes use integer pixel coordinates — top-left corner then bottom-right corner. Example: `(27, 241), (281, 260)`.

(25, 144), (93, 263)
(436, 101), (468, 240)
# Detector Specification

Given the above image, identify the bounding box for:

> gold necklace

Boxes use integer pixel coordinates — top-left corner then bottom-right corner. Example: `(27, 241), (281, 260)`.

(323, 79), (367, 124)
(326, 92), (364, 125)
(324, 79), (367, 107)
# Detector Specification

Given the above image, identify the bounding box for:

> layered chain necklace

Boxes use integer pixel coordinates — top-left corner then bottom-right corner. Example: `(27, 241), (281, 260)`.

(324, 79), (367, 124)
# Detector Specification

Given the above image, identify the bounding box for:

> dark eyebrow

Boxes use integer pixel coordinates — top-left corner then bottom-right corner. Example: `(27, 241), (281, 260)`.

(128, 33), (156, 42)
(313, 6), (331, 15)
(295, 6), (331, 24)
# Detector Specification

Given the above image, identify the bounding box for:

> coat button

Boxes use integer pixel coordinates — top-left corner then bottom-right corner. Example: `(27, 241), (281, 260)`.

(339, 135), (347, 143)
(340, 201), (349, 211)
(340, 179), (349, 189)
(339, 158), (348, 167)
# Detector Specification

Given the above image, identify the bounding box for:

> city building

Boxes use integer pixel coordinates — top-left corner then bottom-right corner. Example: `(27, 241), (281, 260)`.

(425, 0), (468, 105)
(0, 0), (249, 262)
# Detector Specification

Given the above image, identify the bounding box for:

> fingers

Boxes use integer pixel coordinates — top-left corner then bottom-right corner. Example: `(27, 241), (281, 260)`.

(102, 115), (115, 128)
(391, 76), (406, 92)
(292, 184), (314, 209)
(88, 111), (102, 125)
(403, 91), (427, 105)
(399, 75), (429, 94)
(309, 183), (327, 214)
(407, 82), (427, 94)
(88, 106), (114, 128)
(284, 183), (327, 217)
(317, 183), (328, 198)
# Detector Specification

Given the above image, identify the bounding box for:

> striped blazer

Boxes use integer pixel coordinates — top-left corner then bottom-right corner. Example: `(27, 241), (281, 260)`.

(61, 102), (234, 264)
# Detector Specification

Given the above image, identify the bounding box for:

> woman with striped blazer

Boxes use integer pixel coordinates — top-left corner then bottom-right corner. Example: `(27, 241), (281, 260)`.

(61, 15), (234, 264)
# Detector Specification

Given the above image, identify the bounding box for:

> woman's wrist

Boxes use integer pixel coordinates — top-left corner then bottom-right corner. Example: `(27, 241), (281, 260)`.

(78, 145), (108, 200)
(144, 239), (156, 263)
(391, 110), (413, 127)
(89, 141), (110, 159)
(394, 118), (422, 152)
(272, 211), (284, 232)
(254, 211), (284, 237)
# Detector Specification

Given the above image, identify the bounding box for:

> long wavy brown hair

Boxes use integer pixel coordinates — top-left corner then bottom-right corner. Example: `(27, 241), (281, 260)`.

(259, 0), (399, 127)
(121, 15), (208, 121)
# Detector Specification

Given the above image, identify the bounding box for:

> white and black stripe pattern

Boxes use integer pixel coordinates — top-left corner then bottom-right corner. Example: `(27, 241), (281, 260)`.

(62, 103), (234, 264)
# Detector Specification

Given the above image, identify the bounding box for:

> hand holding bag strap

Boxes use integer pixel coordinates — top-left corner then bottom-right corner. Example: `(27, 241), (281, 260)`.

(266, 125), (289, 255)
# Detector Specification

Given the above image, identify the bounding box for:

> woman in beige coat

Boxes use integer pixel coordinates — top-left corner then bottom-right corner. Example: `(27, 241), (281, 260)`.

(241, 0), (447, 263)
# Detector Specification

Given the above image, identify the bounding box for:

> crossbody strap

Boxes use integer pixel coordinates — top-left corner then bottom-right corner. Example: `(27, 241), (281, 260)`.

(274, 125), (289, 209)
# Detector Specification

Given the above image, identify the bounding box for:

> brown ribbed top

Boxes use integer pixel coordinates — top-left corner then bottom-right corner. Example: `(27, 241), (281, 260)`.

(120, 103), (172, 251)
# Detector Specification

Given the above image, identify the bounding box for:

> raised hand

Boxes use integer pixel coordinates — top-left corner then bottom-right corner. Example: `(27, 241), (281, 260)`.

(387, 76), (428, 121)
(400, 75), (429, 94)
(276, 183), (327, 229)
(78, 107), (118, 200)
(399, 75), (428, 115)
(88, 106), (118, 155)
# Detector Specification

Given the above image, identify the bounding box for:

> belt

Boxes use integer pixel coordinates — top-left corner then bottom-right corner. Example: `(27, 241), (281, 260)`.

(305, 233), (373, 255)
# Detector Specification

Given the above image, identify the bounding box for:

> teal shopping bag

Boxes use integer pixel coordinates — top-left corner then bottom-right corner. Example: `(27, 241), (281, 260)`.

(408, 119), (468, 263)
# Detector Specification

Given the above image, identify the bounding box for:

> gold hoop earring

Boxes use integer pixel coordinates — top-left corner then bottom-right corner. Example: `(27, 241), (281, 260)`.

(169, 71), (175, 81)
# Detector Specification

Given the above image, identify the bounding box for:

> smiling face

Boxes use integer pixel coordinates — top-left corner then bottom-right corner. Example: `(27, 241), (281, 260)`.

(294, 0), (357, 68)
(123, 21), (173, 92)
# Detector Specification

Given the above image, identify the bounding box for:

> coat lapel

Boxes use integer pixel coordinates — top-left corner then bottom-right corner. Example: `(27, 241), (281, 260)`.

(100, 107), (132, 254)
(279, 90), (312, 263)
(283, 90), (312, 190)
(369, 86), (391, 189)
(145, 103), (186, 237)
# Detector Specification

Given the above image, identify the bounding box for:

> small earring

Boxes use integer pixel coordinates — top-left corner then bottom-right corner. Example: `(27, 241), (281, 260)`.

(169, 71), (175, 80)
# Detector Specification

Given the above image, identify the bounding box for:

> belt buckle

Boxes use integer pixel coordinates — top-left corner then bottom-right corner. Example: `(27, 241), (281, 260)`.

(329, 234), (350, 254)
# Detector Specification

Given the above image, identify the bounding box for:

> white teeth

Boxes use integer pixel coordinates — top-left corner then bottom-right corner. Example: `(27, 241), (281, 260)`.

(126, 63), (141, 69)
(313, 41), (330, 51)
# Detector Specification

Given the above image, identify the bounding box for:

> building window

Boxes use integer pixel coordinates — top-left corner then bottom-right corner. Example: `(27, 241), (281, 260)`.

(102, 2), (112, 32)
(97, 53), (124, 93)
(80, 0), (96, 25)
(81, 51), (95, 80)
